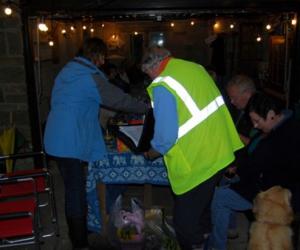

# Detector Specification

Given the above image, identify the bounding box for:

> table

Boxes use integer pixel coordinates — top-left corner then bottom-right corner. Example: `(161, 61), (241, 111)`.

(86, 152), (169, 233)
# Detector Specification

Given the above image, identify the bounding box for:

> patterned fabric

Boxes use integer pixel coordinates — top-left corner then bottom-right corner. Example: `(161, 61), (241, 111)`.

(86, 152), (169, 233)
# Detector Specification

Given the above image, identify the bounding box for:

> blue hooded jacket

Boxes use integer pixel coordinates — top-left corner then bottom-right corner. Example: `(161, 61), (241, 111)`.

(44, 56), (147, 162)
(44, 57), (106, 161)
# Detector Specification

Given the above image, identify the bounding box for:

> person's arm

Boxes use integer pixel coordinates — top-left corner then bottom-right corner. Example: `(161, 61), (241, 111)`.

(144, 86), (178, 160)
(92, 74), (148, 114)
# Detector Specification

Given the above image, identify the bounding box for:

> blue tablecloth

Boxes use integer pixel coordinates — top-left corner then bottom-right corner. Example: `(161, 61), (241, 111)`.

(86, 152), (169, 233)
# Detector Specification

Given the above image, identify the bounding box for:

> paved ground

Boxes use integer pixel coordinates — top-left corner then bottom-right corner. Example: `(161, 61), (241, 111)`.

(11, 161), (298, 250)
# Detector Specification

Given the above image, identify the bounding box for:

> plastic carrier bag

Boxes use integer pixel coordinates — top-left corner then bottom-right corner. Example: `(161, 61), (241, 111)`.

(144, 208), (180, 250)
(108, 195), (145, 249)
(108, 195), (180, 250)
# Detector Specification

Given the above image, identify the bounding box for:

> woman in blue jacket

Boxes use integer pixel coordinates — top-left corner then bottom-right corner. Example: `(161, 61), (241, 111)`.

(44, 38), (148, 249)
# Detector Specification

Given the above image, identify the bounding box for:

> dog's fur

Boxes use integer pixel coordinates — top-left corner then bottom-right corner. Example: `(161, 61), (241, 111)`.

(248, 186), (294, 250)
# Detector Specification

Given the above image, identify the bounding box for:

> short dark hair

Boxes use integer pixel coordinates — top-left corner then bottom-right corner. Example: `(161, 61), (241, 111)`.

(79, 37), (107, 60)
(248, 92), (283, 119)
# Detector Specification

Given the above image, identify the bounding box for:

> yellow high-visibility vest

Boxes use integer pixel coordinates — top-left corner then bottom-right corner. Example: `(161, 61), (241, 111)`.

(147, 58), (243, 194)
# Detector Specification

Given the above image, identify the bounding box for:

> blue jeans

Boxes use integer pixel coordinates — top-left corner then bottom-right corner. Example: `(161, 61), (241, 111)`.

(209, 186), (252, 250)
(219, 175), (240, 231)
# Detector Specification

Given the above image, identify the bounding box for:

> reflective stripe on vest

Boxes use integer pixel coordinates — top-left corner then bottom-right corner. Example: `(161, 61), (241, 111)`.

(153, 76), (225, 139)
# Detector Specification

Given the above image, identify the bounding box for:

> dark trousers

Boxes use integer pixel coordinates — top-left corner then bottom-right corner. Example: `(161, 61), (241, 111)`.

(55, 157), (89, 248)
(55, 157), (87, 218)
(173, 170), (223, 250)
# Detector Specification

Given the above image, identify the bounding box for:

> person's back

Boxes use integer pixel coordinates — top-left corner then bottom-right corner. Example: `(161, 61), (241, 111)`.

(45, 55), (106, 162)
(141, 46), (243, 249)
(148, 57), (243, 194)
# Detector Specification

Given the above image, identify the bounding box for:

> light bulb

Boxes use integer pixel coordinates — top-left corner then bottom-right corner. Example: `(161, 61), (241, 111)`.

(256, 36), (262, 42)
(4, 6), (12, 15)
(38, 23), (48, 32)
(213, 22), (220, 31)
(48, 40), (54, 46)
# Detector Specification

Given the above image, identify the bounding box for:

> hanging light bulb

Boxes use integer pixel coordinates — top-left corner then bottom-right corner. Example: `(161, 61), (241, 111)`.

(256, 36), (262, 42)
(38, 18), (49, 32)
(70, 25), (75, 31)
(230, 24), (235, 29)
(90, 28), (94, 33)
(291, 18), (297, 26)
(170, 22), (175, 27)
(190, 21), (195, 26)
(134, 31), (138, 35)
(61, 29), (66, 34)
(101, 23), (105, 28)
(265, 24), (271, 30)
(4, 6), (12, 15)
(38, 23), (48, 32)
(48, 40), (54, 47)
(213, 21), (220, 32)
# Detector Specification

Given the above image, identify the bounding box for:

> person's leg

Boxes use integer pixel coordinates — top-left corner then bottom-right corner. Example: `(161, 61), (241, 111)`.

(210, 187), (252, 250)
(173, 171), (223, 250)
(56, 157), (88, 249)
(227, 211), (239, 239)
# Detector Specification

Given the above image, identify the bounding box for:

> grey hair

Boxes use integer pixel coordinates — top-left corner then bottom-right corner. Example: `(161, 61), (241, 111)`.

(141, 46), (171, 72)
(226, 74), (256, 94)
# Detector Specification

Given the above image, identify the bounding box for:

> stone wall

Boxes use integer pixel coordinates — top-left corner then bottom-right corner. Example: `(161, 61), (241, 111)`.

(0, 9), (32, 146)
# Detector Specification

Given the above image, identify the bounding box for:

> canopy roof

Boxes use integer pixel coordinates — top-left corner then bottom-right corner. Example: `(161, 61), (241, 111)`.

(26, 0), (300, 20)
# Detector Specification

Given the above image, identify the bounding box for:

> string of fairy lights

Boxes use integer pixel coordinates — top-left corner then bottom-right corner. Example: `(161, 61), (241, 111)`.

(2, 1), (298, 47)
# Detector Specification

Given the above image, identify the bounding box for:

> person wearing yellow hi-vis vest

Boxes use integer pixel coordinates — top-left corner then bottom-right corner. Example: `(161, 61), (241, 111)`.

(141, 46), (244, 250)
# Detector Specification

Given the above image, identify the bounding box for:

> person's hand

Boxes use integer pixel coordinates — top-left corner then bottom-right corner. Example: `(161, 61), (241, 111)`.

(144, 148), (161, 161)
(224, 165), (237, 179)
(239, 134), (250, 145)
(227, 166), (237, 174)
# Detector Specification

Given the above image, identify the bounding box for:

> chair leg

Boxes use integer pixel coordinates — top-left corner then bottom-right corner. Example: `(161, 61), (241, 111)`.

(47, 172), (60, 236)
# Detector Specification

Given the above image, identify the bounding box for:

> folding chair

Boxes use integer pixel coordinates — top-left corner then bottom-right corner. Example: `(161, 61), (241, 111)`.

(0, 177), (41, 249)
(0, 152), (59, 238)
